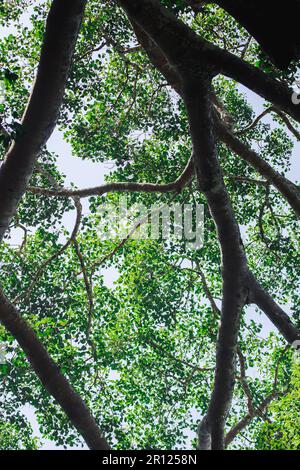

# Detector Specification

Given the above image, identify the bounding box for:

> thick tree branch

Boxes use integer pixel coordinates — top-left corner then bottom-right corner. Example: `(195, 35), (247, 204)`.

(0, 0), (110, 450)
(117, 0), (300, 124)
(183, 78), (248, 450)
(214, 50), (300, 123)
(119, 0), (298, 449)
(0, 290), (110, 449)
(0, 0), (87, 242)
(130, 9), (300, 353)
(130, 18), (300, 217)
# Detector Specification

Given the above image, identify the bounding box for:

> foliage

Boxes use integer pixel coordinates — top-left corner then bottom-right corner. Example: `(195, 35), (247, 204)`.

(0, 0), (299, 449)
(255, 359), (300, 450)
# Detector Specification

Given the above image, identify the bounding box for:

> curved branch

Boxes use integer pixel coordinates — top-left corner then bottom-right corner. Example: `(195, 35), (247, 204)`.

(27, 156), (194, 198)
(238, 106), (300, 141)
(237, 107), (274, 135)
(225, 391), (281, 448)
(0, 290), (110, 449)
(0, 0), (87, 242)
(13, 198), (83, 305)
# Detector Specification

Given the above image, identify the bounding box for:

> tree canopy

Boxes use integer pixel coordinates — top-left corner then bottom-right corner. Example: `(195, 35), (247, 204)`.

(0, 0), (299, 451)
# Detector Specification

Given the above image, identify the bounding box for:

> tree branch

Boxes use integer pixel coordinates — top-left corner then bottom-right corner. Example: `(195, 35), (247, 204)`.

(116, 0), (300, 123)
(0, 290), (110, 449)
(129, 14), (300, 217)
(216, 122), (300, 217)
(27, 156), (194, 198)
(183, 78), (248, 450)
(238, 106), (300, 142)
(0, 0), (87, 242)
(225, 391), (280, 448)
(13, 197), (83, 305)
(247, 273), (300, 345)
(119, 0), (297, 449)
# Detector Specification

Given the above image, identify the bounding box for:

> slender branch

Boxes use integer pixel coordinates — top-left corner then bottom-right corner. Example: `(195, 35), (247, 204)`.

(194, 262), (220, 319)
(225, 391), (280, 448)
(89, 191), (180, 276)
(247, 273), (300, 345)
(224, 174), (268, 186)
(13, 197), (82, 305)
(143, 336), (213, 374)
(27, 156), (194, 198)
(216, 122), (300, 217)
(237, 349), (255, 416)
(73, 239), (94, 340)
(238, 106), (300, 141)
(237, 107), (275, 135)
(225, 346), (290, 448)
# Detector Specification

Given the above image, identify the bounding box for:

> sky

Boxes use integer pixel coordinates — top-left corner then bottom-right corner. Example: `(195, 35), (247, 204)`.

(0, 4), (299, 450)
